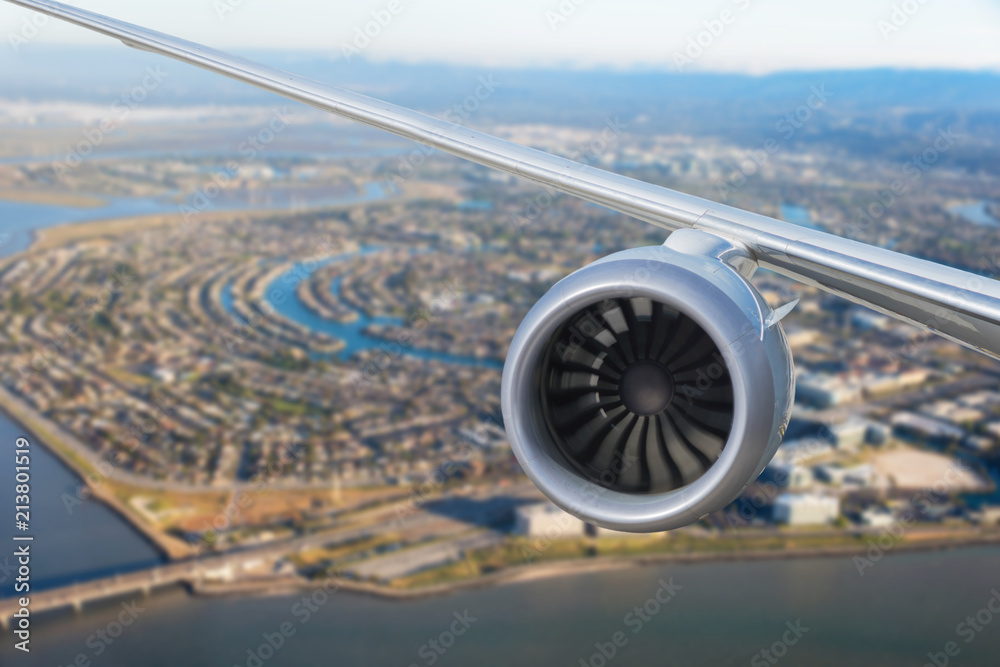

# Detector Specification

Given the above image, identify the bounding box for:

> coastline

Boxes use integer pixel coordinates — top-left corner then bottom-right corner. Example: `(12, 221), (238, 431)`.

(0, 190), (106, 208)
(0, 386), (194, 560)
(194, 531), (1000, 603)
(5, 193), (1000, 613)
(5, 370), (1000, 607)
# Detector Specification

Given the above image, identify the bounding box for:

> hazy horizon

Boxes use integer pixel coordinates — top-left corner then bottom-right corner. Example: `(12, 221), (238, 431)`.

(2, 0), (999, 73)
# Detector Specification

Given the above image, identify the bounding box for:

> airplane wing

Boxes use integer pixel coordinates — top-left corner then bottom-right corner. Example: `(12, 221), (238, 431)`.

(5, 0), (1000, 359)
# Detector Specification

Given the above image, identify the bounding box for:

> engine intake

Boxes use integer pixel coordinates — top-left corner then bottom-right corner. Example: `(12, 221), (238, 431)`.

(539, 297), (736, 495)
(502, 234), (794, 532)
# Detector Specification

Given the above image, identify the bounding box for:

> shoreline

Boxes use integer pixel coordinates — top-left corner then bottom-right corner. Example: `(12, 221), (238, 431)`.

(0, 190), (107, 208)
(11, 524), (999, 626)
(10, 181), (402, 257)
(5, 193), (1000, 613)
(5, 382), (1000, 606)
(0, 388), (194, 560)
(194, 532), (1000, 603)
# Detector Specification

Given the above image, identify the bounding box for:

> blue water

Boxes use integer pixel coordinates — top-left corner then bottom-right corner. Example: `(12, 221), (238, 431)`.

(779, 203), (821, 230)
(0, 412), (165, 598)
(458, 200), (494, 211)
(0, 182), (387, 258)
(5, 545), (1000, 667)
(950, 201), (1000, 228)
(2, 182), (500, 368)
(0, 147), (410, 166)
(0, 196), (173, 256)
(223, 250), (504, 369)
(2, 183), (999, 667)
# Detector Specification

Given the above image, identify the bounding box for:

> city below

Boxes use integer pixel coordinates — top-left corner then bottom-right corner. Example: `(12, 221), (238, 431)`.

(1, 81), (999, 629)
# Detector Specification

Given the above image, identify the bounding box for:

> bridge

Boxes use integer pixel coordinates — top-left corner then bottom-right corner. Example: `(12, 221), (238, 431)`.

(0, 521), (377, 629)
(0, 484), (540, 628)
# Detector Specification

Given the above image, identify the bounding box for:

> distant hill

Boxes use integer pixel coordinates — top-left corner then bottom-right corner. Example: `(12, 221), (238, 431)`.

(2, 48), (998, 173)
(3, 47), (999, 112)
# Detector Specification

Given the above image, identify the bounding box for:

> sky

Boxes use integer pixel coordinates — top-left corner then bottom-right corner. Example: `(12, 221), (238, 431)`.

(1, 0), (999, 73)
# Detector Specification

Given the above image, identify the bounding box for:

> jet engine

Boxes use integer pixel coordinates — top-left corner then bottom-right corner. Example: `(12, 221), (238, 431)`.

(501, 231), (795, 532)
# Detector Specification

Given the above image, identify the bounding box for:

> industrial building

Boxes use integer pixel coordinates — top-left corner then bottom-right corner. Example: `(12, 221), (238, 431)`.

(772, 493), (840, 526)
(514, 502), (586, 538)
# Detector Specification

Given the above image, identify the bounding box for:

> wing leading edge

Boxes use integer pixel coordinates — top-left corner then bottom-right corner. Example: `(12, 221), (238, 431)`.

(5, 0), (1000, 358)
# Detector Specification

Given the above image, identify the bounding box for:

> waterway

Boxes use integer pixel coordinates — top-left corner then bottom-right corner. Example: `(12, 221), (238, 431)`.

(782, 200), (1000, 233)
(0, 182), (386, 258)
(779, 203), (822, 230)
(2, 540), (999, 666)
(0, 413), (164, 599)
(2, 191), (999, 666)
(950, 201), (1000, 228)
(221, 252), (504, 368)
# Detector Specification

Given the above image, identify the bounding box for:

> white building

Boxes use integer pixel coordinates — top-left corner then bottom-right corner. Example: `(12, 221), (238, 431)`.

(772, 493), (840, 526)
(514, 502), (586, 538)
(978, 506), (1000, 527)
(861, 508), (896, 527)
(863, 369), (930, 397)
(959, 391), (1000, 408)
(795, 372), (862, 408)
(920, 400), (984, 426)
(831, 420), (870, 452)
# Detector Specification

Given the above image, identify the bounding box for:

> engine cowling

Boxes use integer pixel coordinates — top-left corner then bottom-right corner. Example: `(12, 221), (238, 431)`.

(502, 233), (794, 532)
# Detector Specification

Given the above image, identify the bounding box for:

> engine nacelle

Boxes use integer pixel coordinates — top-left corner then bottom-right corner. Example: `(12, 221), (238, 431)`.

(502, 232), (794, 532)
